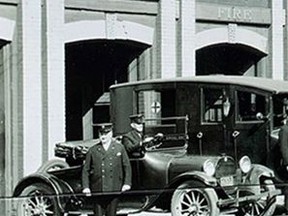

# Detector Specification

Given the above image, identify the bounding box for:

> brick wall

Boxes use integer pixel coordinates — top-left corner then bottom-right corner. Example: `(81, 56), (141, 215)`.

(20, 0), (43, 175)
(271, 0), (284, 79)
(157, 0), (176, 78)
(178, 0), (196, 77)
(43, 0), (65, 161)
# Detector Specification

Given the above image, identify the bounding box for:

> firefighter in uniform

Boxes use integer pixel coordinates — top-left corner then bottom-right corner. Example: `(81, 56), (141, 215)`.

(82, 123), (132, 216)
(122, 114), (145, 157)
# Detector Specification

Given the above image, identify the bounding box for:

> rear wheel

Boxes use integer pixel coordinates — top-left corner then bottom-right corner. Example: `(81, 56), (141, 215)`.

(171, 181), (219, 216)
(17, 183), (63, 216)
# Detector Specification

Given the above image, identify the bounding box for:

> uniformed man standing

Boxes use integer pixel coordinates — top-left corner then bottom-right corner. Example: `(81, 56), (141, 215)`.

(82, 123), (132, 216)
(122, 114), (145, 157)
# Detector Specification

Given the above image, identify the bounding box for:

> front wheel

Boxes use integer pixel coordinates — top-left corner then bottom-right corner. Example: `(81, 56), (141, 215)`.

(171, 181), (219, 216)
(16, 183), (63, 216)
(238, 179), (276, 216)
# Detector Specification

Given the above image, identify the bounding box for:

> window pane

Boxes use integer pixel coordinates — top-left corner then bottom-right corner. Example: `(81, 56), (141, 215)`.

(237, 91), (266, 121)
(203, 88), (224, 123)
(137, 90), (161, 125)
(273, 96), (288, 128)
(136, 89), (186, 148)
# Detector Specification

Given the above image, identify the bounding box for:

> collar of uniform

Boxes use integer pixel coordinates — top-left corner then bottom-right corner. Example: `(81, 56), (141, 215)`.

(95, 140), (116, 150)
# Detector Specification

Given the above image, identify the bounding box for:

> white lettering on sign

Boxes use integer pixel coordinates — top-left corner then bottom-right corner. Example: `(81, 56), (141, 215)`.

(151, 101), (161, 114)
(218, 7), (253, 22)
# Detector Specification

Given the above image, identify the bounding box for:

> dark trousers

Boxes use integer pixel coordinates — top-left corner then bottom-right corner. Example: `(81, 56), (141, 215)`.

(93, 197), (119, 216)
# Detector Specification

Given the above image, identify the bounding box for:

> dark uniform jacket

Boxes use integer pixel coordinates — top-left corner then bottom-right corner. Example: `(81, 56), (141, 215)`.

(280, 123), (288, 166)
(122, 130), (143, 156)
(82, 140), (131, 192)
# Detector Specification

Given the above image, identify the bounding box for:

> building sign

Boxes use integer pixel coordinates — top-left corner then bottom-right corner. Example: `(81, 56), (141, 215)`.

(196, 3), (271, 25)
(218, 7), (252, 22)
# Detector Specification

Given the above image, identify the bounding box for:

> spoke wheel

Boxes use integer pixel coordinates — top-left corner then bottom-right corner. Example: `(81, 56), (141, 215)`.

(171, 181), (219, 216)
(238, 180), (276, 216)
(242, 200), (266, 216)
(17, 183), (62, 216)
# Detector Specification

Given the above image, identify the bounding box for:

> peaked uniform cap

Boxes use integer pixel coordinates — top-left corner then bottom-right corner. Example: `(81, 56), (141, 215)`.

(94, 123), (113, 133)
(129, 114), (144, 124)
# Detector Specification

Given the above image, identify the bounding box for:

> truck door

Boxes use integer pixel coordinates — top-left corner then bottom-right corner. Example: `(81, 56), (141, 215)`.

(233, 89), (269, 165)
(195, 86), (232, 156)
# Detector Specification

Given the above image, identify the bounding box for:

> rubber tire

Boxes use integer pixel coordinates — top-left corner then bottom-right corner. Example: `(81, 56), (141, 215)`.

(264, 179), (277, 216)
(37, 159), (69, 173)
(17, 183), (63, 216)
(171, 181), (219, 216)
(237, 179), (276, 216)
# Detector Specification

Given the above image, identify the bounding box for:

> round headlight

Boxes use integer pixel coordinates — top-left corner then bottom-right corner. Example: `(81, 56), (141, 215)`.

(239, 156), (252, 173)
(203, 160), (216, 176)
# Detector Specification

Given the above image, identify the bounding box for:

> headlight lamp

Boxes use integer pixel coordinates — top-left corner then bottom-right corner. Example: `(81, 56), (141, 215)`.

(239, 156), (252, 173)
(203, 160), (216, 176)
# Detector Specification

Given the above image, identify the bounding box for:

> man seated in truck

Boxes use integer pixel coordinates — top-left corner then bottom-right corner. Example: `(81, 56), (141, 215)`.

(122, 114), (145, 157)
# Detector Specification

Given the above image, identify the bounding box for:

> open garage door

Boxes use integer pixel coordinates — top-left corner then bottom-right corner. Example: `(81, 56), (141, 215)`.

(65, 40), (149, 140)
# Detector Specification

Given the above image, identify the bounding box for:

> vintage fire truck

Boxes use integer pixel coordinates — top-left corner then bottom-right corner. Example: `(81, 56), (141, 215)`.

(13, 75), (288, 216)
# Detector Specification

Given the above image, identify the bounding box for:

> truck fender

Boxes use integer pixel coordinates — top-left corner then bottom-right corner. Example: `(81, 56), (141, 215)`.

(13, 172), (70, 212)
(37, 158), (69, 173)
(143, 171), (217, 211)
(170, 171), (217, 188)
(247, 164), (275, 185)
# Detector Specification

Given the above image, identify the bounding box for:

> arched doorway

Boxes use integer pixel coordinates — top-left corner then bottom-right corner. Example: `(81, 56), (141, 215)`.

(195, 27), (268, 76)
(196, 43), (267, 75)
(65, 40), (149, 140)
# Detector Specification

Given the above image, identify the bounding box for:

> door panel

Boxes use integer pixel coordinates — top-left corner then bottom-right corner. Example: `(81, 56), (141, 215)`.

(197, 86), (232, 156)
(233, 90), (269, 164)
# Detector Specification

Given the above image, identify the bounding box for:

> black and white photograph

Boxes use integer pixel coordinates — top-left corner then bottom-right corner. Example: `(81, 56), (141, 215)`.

(1, 0), (288, 215)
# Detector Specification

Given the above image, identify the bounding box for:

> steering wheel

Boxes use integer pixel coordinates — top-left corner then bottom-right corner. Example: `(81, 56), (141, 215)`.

(143, 133), (164, 150)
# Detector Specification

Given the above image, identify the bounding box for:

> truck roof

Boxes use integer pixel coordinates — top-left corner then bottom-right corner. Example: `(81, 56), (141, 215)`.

(110, 75), (288, 94)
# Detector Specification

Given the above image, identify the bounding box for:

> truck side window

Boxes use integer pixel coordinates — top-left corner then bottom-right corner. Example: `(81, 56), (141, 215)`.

(137, 90), (162, 126)
(236, 91), (266, 122)
(202, 88), (224, 123)
(273, 97), (288, 128)
(137, 89), (185, 148)
(137, 89), (176, 125)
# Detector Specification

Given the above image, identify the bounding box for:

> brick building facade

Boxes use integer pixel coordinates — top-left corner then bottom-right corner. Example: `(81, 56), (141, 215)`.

(0, 0), (288, 214)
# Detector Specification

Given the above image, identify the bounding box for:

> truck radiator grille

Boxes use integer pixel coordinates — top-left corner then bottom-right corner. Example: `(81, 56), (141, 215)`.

(215, 157), (236, 178)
